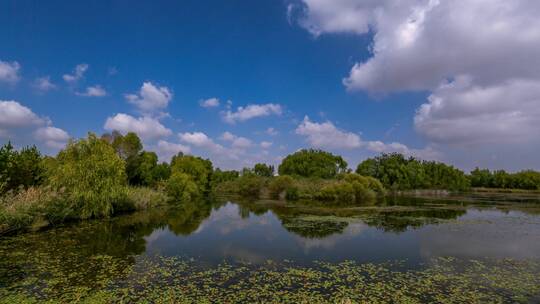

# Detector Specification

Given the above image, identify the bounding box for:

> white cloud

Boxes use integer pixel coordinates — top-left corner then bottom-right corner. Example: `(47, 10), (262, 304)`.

(295, 115), (439, 160)
(266, 127), (278, 136)
(199, 97), (220, 108)
(365, 141), (440, 160)
(294, 0), (540, 168)
(414, 77), (540, 145)
(222, 103), (282, 124)
(154, 139), (191, 161)
(179, 131), (275, 169)
(260, 141), (273, 149)
(104, 113), (172, 140)
(179, 132), (220, 149)
(293, 0), (380, 36)
(63, 63), (88, 83)
(34, 126), (70, 149)
(33, 76), (56, 92)
(0, 60), (21, 84)
(0, 100), (44, 128)
(125, 82), (172, 114)
(295, 116), (361, 149)
(0, 100), (68, 151)
(77, 85), (107, 97)
(220, 131), (253, 149)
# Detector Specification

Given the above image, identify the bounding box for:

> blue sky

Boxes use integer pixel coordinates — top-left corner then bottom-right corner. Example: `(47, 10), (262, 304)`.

(2, 1), (540, 171)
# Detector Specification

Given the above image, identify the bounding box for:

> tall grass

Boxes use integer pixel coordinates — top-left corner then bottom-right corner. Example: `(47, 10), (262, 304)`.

(0, 186), (170, 235)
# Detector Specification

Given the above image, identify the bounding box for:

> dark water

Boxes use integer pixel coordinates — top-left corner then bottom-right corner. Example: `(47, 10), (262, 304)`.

(1, 194), (540, 302)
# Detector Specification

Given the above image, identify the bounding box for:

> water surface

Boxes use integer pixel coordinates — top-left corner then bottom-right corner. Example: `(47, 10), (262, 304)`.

(2, 194), (540, 302)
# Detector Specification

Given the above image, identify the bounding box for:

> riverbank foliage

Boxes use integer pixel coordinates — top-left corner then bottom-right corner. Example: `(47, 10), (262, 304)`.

(357, 153), (470, 191)
(3, 131), (539, 234)
(470, 167), (540, 190)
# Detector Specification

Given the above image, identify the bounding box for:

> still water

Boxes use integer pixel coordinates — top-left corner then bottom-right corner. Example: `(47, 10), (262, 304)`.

(1, 194), (540, 302)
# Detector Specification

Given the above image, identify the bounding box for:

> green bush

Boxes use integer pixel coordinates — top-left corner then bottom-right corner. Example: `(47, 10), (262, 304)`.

(125, 187), (169, 210)
(253, 163), (274, 177)
(340, 173), (385, 195)
(268, 175), (295, 199)
(171, 154), (213, 193)
(357, 153), (469, 191)
(47, 133), (128, 219)
(0, 187), (62, 234)
(278, 149), (348, 179)
(237, 175), (265, 198)
(316, 181), (355, 204)
(0, 143), (44, 194)
(166, 172), (200, 203)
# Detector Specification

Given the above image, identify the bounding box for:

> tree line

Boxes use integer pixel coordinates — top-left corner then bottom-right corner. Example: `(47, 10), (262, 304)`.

(2, 132), (540, 234)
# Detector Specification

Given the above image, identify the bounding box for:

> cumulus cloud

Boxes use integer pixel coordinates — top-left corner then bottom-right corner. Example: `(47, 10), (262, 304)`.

(415, 77), (540, 145)
(365, 141), (440, 160)
(292, 0), (379, 36)
(260, 141), (273, 149)
(125, 82), (172, 114)
(0, 60), (21, 84)
(34, 126), (70, 149)
(63, 63), (88, 83)
(199, 97), (220, 108)
(222, 103), (282, 124)
(33, 76), (56, 92)
(0, 100), (44, 128)
(179, 132), (223, 151)
(295, 116), (439, 160)
(178, 131), (276, 169)
(220, 131), (253, 149)
(0, 100), (68, 150)
(104, 113), (172, 140)
(293, 0), (540, 167)
(153, 139), (191, 161)
(77, 85), (107, 97)
(295, 116), (362, 149)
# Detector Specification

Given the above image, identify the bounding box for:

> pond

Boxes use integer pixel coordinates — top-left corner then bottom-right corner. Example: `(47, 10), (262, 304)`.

(1, 194), (540, 303)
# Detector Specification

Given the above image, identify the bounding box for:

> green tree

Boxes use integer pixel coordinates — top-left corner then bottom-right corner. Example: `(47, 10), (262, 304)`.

(278, 149), (348, 179)
(210, 168), (239, 188)
(253, 163), (274, 177)
(0, 143), (44, 193)
(48, 133), (128, 219)
(127, 151), (160, 186)
(166, 172), (200, 203)
(469, 168), (493, 187)
(170, 154), (213, 192)
(357, 153), (469, 191)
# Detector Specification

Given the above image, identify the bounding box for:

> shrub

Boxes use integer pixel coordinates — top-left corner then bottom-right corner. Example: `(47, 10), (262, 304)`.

(340, 173), (385, 195)
(315, 181), (355, 204)
(253, 163), (274, 177)
(0, 187), (62, 234)
(268, 175), (295, 199)
(0, 143), (44, 194)
(278, 149), (348, 179)
(357, 153), (469, 191)
(47, 133), (128, 219)
(166, 172), (200, 203)
(237, 175), (265, 198)
(125, 187), (169, 210)
(171, 154), (213, 193)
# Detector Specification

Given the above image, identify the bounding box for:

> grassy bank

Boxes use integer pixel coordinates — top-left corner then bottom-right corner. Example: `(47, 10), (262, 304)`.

(0, 186), (168, 235)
